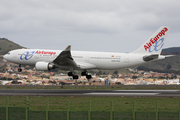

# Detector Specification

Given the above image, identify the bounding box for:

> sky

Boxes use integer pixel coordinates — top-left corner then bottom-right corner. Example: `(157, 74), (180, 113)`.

(0, 0), (180, 52)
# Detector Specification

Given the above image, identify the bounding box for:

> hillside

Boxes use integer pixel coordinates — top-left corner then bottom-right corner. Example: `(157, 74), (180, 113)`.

(136, 47), (180, 72)
(136, 55), (180, 70)
(162, 47), (180, 54)
(0, 38), (24, 55)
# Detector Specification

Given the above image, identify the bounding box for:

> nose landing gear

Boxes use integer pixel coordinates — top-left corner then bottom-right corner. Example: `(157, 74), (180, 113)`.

(18, 65), (22, 72)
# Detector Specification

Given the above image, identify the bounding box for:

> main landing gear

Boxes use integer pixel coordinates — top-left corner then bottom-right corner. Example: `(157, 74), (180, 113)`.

(18, 65), (22, 72)
(68, 70), (92, 80)
(68, 71), (79, 79)
(81, 70), (92, 80)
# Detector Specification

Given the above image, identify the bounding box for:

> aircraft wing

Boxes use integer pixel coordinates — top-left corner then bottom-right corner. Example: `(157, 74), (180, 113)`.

(53, 45), (78, 69)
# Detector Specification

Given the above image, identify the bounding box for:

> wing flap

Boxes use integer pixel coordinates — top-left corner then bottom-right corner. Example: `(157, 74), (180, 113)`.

(76, 62), (97, 69)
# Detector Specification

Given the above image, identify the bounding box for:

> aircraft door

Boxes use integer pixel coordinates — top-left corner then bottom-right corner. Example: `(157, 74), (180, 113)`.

(124, 55), (129, 63)
(85, 54), (91, 62)
(13, 51), (17, 58)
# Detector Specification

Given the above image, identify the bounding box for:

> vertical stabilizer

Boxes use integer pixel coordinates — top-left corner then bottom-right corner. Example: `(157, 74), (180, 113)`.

(131, 26), (170, 54)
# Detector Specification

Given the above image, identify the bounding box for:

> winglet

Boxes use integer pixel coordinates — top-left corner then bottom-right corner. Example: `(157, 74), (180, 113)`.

(64, 45), (71, 51)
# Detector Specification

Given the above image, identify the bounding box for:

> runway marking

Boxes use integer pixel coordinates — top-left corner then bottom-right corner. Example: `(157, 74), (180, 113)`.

(85, 93), (159, 95)
(113, 90), (180, 92)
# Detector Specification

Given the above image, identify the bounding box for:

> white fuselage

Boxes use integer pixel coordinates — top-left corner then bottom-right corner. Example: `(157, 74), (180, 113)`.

(3, 26), (170, 71)
(4, 49), (146, 70)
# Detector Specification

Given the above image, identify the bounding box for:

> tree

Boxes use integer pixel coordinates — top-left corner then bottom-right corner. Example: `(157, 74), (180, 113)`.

(113, 71), (118, 75)
(166, 64), (172, 70)
(132, 76), (138, 79)
(42, 81), (45, 85)
(48, 80), (52, 83)
(97, 70), (102, 75)
(52, 80), (56, 84)
(116, 82), (121, 85)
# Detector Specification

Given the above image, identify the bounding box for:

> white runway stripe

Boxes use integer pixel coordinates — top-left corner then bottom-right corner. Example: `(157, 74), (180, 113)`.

(113, 90), (180, 92)
(85, 93), (159, 95)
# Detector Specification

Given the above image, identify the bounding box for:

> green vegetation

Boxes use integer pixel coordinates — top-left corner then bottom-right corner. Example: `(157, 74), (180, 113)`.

(137, 65), (180, 74)
(0, 38), (24, 55)
(162, 47), (180, 54)
(0, 96), (180, 112)
(136, 55), (180, 71)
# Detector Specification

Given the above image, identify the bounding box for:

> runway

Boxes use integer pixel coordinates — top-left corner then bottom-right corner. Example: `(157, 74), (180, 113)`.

(0, 89), (180, 97)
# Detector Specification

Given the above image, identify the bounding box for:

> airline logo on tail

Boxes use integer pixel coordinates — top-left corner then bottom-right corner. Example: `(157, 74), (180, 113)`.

(144, 27), (169, 52)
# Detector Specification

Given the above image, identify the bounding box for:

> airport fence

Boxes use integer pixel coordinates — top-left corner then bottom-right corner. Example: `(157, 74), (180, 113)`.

(1, 97), (180, 120)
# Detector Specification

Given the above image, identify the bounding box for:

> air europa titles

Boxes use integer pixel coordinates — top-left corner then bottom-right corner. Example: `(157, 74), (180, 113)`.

(35, 51), (56, 55)
(144, 27), (168, 51)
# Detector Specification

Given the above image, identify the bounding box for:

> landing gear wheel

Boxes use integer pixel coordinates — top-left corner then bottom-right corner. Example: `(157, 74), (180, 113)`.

(81, 71), (87, 76)
(18, 68), (22, 72)
(86, 75), (92, 79)
(68, 72), (74, 76)
(18, 65), (22, 72)
(73, 75), (79, 79)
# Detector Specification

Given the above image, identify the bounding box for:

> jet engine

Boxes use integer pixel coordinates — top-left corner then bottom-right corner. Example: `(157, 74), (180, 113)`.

(35, 61), (55, 71)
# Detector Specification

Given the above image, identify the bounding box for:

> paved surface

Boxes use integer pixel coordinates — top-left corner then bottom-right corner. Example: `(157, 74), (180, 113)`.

(0, 89), (180, 97)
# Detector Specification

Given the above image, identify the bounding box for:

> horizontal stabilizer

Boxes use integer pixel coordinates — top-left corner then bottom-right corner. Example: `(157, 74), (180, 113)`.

(164, 55), (175, 58)
(143, 54), (159, 61)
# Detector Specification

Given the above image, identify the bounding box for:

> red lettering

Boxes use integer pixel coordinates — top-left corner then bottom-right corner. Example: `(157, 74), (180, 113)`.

(143, 27), (168, 51)
(156, 35), (160, 40)
(146, 43), (151, 47)
(149, 42), (152, 46)
(154, 37), (158, 42)
(164, 27), (168, 32)
(150, 39), (155, 44)
(161, 30), (165, 35)
(144, 45), (149, 51)
(35, 51), (56, 55)
(158, 32), (162, 37)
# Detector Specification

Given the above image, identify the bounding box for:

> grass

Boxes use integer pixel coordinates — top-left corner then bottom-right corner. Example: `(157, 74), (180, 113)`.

(0, 96), (180, 112)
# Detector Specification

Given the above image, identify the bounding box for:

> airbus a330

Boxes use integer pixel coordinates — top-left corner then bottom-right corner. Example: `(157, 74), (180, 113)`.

(3, 26), (171, 79)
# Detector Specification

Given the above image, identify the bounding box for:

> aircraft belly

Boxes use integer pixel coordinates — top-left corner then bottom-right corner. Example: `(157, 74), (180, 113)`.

(90, 60), (122, 69)
(89, 54), (145, 69)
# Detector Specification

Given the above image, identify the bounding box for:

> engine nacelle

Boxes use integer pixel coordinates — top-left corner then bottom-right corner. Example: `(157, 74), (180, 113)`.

(35, 61), (55, 71)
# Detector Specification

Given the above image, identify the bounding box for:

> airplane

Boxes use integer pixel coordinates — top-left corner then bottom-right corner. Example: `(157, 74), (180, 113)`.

(3, 26), (171, 79)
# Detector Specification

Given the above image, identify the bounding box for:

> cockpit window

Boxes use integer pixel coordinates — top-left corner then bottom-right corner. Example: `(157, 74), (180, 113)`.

(7, 53), (10, 55)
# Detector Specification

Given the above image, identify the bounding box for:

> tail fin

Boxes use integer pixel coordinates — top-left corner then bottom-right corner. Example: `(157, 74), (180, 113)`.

(131, 26), (170, 54)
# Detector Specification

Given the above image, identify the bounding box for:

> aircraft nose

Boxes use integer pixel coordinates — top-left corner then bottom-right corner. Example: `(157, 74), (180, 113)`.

(3, 54), (9, 60)
(3, 54), (7, 60)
